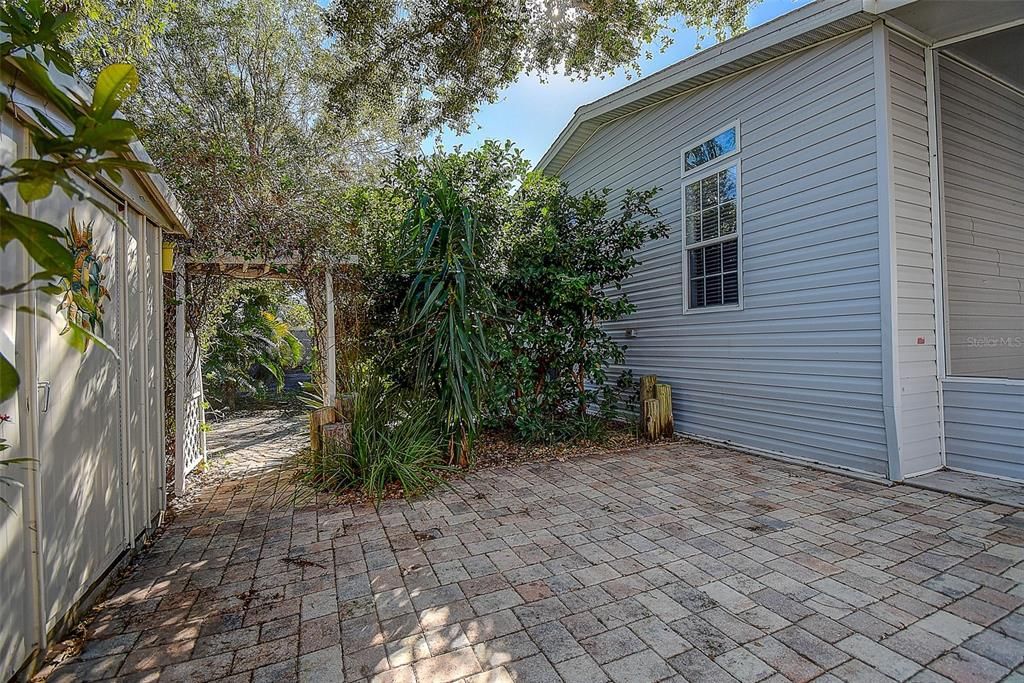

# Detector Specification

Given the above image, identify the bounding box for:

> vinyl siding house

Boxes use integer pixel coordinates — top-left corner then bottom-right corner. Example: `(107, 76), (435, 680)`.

(539, 0), (1024, 483)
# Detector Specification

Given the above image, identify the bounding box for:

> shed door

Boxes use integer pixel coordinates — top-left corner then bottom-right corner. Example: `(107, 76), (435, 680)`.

(0, 238), (35, 681)
(143, 222), (164, 517)
(124, 211), (149, 537)
(32, 190), (126, 626)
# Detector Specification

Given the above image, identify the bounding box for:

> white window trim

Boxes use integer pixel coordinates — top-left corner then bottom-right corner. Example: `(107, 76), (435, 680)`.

(681, 156), (743, 315)
(681, 121), (741, 179)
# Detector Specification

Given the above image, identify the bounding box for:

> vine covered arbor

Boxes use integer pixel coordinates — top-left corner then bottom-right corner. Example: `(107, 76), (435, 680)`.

(171, 253), (357, 494)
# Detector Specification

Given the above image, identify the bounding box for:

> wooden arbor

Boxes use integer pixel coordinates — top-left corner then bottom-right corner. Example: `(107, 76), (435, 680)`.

(172, 254), (353, 494)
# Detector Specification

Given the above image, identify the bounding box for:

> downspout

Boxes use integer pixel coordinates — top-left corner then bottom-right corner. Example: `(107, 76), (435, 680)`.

(924, 47), (947, 468)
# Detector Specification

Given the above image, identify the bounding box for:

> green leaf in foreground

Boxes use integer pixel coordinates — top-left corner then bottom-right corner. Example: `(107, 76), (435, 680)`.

(0, 354), (17, 403)
(17, 175), (54, 202)
(92, 63), (139, 119)
(0, 211), (73, 277)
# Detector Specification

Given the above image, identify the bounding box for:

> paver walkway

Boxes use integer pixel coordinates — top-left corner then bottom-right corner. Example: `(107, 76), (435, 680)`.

(202, 410), (308, 478)
(50, 415), (1024, 682)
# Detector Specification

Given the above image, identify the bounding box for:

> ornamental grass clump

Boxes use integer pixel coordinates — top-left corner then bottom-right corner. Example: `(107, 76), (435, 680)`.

(296, 363), (450, 502)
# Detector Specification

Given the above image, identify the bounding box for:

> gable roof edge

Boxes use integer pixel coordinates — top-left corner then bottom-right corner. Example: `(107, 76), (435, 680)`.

(1, 47), (194, 236)
(537, 0), (881, 175)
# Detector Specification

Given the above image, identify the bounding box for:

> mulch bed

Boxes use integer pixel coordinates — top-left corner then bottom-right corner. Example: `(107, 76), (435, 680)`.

(469, 423), (648, 471)
(290, 420), (670, 507)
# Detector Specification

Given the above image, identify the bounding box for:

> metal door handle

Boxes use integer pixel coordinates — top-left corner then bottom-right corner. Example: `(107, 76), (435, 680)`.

(37, 381), (50, 413)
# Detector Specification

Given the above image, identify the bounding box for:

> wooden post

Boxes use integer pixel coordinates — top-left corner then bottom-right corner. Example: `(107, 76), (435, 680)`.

(335, 394), (354, 422)
(639, 374), (657, 433)
(309, 406), (336, 454)
(656, 383), (673, 436)
(324, 271), (337, 407)
(640, 375), (657, 402)
(643, 399), (661, 440)
(322, 421), (352, 456)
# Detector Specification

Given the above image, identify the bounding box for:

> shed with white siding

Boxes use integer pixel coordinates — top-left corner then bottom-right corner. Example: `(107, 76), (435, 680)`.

(1, 61), (191, 680)
(539, 0), (1024, 484)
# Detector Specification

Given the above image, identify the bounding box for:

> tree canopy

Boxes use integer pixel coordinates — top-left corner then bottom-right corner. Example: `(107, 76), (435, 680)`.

(27, 0), (758, 404)
(61, 0), (759, 140)
(125, 0), (397, 267)
(44, 0), (177, 71)
(323, 0), (757, 132)
(45, 0), (761, 270)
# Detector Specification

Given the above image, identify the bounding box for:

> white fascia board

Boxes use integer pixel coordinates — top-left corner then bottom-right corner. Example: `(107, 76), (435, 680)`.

(862, 0), (919, 15)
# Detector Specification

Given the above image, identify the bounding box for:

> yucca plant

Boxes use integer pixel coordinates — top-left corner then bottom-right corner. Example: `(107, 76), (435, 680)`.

(401, 170), (496, 466)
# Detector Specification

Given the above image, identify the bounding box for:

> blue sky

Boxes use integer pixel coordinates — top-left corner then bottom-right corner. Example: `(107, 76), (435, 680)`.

(425, 0), (813, 164)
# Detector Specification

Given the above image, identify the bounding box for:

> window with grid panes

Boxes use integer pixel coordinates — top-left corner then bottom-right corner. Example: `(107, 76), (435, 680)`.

(683, 127), (739, 310)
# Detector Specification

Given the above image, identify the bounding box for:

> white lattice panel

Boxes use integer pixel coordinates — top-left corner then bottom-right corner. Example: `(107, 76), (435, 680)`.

(175, 274), (206, 495)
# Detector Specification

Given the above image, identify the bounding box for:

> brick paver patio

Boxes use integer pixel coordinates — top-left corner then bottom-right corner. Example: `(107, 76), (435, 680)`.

(49, 416), (1024, 682)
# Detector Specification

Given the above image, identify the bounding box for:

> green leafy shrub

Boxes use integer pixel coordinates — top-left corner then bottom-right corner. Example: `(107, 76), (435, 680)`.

(351, 143), (526, 464)
(203, 285), (303, 409)
(296, 363), (448, 501)
(490, 174), (667, 437)
(354, 143), (526, 361)
(344, 142), (665, 458)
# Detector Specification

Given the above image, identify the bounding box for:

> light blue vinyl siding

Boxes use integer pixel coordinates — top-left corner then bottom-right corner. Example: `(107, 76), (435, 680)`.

(943, 382), (1024, 481)
(558, 29), (889, 475)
